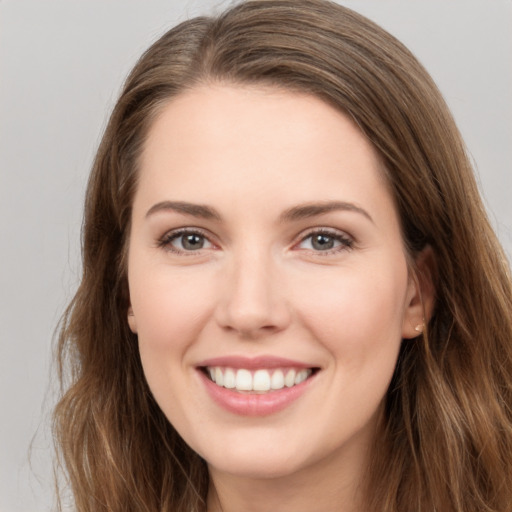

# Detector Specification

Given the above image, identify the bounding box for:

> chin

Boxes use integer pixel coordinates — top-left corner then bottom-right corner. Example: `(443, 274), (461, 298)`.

(188, 425), (332, 481)
(207, 452), (308, 480)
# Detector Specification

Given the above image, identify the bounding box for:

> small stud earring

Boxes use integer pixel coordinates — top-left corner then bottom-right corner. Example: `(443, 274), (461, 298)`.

(414, 323), (424, 333)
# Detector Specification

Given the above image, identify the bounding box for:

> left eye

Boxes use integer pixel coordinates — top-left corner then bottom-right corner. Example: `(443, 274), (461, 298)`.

(297, 231), (352, 252)
(163, 231), (213, 252)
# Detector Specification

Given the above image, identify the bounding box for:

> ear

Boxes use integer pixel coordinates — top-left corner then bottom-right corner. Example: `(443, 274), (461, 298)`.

(127, 306), (138, 333)
(402, 245), (436, 339)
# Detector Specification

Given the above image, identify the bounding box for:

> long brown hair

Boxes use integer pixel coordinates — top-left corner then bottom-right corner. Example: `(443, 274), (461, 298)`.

(54, 1), (512, 510)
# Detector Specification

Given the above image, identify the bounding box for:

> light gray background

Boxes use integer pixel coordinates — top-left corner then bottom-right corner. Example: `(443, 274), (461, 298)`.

(1, 1), (510, 511)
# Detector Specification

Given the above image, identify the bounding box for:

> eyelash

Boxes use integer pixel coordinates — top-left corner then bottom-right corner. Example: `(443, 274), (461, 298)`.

(157, 227), (354, 256)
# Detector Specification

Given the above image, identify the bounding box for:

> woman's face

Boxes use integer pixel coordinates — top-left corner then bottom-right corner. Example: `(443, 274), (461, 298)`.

(127, 85), (425, 482)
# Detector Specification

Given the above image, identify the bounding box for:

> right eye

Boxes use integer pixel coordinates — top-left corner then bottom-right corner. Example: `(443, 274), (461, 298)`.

(159, 229), (214, 254)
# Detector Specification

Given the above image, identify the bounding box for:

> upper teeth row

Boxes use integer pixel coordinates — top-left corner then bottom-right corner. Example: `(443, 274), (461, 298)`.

(207, 367), (312, 392)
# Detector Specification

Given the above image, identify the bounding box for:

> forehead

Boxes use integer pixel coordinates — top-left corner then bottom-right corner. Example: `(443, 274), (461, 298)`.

(136, 84), (395, 225)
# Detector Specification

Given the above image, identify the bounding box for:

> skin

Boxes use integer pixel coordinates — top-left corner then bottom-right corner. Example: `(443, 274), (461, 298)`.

(127, 85), (433, 512)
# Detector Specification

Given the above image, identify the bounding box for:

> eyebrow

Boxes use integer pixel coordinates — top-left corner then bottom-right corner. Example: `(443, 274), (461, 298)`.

(145, 201), (222, 220)
(145, 199), (373, 224)
(279, 201), (374, 224)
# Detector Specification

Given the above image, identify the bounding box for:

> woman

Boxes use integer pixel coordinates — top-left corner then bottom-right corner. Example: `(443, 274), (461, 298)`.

(54, 1), (512, 511)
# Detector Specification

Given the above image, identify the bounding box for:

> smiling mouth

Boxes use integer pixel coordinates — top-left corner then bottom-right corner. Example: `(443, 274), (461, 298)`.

(201, 366), (319, 393)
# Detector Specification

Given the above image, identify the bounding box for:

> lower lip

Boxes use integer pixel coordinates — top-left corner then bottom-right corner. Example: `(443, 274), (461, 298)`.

(198, 370), (315, 416)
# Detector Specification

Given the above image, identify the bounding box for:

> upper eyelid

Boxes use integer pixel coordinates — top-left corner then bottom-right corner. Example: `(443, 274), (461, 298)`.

(162, 226), (212, 240)
(299, 226), (349, 235)
(296, 226), (353, 241)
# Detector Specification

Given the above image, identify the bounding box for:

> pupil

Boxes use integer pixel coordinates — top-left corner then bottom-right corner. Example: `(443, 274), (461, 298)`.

(183, 234), (204, 250)
(312, 234), (334, 250)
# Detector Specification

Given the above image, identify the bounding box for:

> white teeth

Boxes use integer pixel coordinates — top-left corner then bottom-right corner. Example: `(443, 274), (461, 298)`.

(214, 367), (224, 387)
(253, 369), (271, 391)
(223, 368), (236, 389)
(295, 369), (309, 385)
(270, 369), (285, 390)
(284, 369), (296, 387)
(235, 369), (253, 391)
(207, 366), (313, 392)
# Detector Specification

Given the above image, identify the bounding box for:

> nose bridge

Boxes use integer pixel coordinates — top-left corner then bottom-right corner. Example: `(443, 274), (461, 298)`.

(216, 242), (289, 336)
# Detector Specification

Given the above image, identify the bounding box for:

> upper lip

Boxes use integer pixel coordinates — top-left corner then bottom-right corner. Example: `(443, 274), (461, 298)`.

(197, 355), (317, 370)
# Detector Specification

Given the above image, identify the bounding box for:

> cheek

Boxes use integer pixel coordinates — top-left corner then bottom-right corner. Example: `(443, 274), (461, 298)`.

(128, 264), (220, 413)
(291, 261), (408, 439)
(293, 259), (409, 360)
(129, 266), (217, 416)
(130, 266), (215, 350)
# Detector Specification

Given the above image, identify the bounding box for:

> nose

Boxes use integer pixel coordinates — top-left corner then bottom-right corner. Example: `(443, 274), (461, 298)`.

(214, 249), (291, 338)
